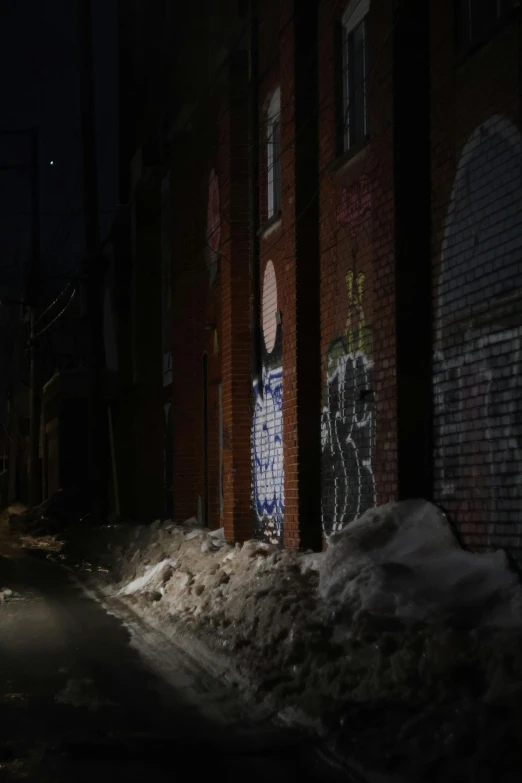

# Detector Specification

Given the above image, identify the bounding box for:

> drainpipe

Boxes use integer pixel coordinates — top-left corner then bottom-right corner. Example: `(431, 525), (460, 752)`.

(248, 0), (262, 391)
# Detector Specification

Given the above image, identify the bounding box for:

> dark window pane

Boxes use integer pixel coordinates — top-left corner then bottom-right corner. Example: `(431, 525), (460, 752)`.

(272, 119), (281, 215)
(471, 0), (499, 41)
(456, 0), (519, 55)
(502, 0), (521, 12)
(348, 19), (365, 147)
(334, 22), (345, 154)
(364, 18), (370, 137)
(342, 24), (350, 150)
(455, 0), (471, 51)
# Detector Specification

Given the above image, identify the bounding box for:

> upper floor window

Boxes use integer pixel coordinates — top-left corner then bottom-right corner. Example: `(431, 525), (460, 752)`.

(455, 0), (520, 53)
(340, 0), (370, 153)
(267, 87), (281, 220)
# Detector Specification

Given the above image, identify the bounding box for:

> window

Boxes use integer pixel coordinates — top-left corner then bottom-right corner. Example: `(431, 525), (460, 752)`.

(340, 0), (370, 153)
(267, 87), (281, 220)
(455, 0), (520, 53)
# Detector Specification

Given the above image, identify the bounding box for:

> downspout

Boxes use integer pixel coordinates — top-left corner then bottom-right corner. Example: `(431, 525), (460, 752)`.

(249, 0), (262, 392)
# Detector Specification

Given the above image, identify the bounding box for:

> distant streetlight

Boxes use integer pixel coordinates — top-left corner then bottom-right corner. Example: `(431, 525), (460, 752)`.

(49, 160), (54, 166)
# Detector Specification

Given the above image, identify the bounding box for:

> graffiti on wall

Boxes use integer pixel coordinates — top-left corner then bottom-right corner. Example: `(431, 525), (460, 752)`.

(337, 173), (372, 239)
(252, 260), (284, 543)
(434, 115), (522, 554)
(321, 271), (375, 536)
(205, 169), (221, 285)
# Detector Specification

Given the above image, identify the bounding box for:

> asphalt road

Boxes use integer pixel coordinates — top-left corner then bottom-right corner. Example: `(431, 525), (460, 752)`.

(0, 541), (353, 783)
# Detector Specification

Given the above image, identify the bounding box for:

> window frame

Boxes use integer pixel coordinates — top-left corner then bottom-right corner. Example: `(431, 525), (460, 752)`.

(455, 0), (521, 56)
(340, 0), (370, 154)
(266, 87), (281, 221)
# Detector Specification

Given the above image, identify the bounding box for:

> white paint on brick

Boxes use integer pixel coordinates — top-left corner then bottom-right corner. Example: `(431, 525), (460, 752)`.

(252, 260), (284, 543)
(434, 115), (522, 557)
(321, 347), (375, 535)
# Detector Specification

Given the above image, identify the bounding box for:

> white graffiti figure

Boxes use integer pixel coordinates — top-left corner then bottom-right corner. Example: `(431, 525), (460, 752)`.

(321, 342), (375, 535)
(252, 260), (284, 541)
(321, 271), (375, 536)
(252, 366), (284, 527)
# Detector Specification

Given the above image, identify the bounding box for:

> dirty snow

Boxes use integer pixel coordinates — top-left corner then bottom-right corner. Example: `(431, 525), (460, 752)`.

(118, 558), (178, 597)
(86, 502), (522, 779)
(320, 499), (522, 630)
(12, 499), (522, 780)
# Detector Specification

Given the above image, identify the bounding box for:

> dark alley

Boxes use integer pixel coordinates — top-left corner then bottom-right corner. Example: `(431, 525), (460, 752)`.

(2, 0), (522, 781)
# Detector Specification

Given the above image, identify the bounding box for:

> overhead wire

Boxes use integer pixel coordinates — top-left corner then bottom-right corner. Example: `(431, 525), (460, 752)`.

(34, 161), (83, 328)
(31, 286), (77, 342)
(34, 281), (73, 326)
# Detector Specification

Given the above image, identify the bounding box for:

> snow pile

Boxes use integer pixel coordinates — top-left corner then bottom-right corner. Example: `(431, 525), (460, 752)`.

(102, 504), (522, 706)
(102, 522), (329, 709)
(68, 502), (522, 779)
(321, 499), (522, 631)
(118, 558), (178, 597)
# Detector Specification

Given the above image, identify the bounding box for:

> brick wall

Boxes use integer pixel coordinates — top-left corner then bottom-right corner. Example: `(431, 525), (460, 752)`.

(318, 0), (397, 540)
(121, 0), (522, 561)
(170, 56), (251, 539)
(170, 120), (224, 531)
(253, 1), (324, 550)
(431, 2), (522, 558)
(254, 0), (286, 544)
(219, 52), (253, 543)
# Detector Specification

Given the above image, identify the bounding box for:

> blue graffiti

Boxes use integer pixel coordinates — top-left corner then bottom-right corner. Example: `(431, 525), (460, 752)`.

(252, 366), (284, 531)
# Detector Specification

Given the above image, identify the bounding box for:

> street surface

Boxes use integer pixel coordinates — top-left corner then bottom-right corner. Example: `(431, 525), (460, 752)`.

(0, 537), (351, 782)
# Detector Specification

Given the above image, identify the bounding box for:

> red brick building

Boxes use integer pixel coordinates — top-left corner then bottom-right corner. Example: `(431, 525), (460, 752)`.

(431, 1), (522, 557)
(112, 1), (522, 561)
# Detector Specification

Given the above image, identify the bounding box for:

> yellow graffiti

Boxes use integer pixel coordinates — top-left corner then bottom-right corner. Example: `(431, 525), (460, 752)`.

(345, 271), (365, 353)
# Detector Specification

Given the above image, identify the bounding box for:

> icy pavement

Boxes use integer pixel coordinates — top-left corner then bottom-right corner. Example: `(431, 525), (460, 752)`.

(0, 539), (349, 782)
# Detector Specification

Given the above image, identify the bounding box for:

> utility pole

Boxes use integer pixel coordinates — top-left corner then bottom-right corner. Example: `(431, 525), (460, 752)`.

(77, 0), (100, 251)
(0, 127), (40, 509)
(77, 0), (108, 523)
(28, 127), (41, 509)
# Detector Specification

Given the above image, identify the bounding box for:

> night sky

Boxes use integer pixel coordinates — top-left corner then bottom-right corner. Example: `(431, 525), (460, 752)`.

(0, 0), (118, 425)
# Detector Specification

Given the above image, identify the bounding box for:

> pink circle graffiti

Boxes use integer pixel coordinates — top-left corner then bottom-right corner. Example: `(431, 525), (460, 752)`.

(262, 260), (278, 354)
(207, 169), (221, 262)
(336, 173), (372, 239)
